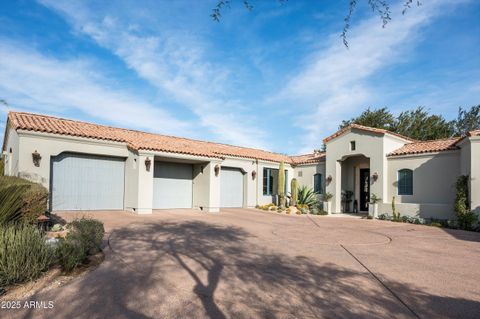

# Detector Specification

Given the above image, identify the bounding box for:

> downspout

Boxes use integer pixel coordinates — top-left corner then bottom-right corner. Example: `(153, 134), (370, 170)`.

(255, 158), (259, 206)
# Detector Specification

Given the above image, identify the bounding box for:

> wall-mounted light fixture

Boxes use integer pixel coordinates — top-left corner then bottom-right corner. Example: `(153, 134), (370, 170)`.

(145, 157), (152, 171)
(372, 172), (379, 182)
(326, 175), (332, 185)
(214, 164), (220, 176)
(252, 170), (257, 180)
(32, 150), (41, 167)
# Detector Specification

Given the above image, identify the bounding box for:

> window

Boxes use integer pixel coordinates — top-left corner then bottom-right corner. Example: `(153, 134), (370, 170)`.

(314, 173), (323, 194)
(263, 168), (288, 195)
(398, 169), (413, 195)
(350, 141), (356, 151)
(298, 171), (303, 177)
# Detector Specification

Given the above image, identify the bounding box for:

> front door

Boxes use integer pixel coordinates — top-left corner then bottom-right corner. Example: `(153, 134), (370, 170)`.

(359, 169), (370, 211)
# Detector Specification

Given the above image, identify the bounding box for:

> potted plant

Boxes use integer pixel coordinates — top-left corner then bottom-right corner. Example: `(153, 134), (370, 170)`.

(369, 193), (381, 218)
(323, 192), (333, 214)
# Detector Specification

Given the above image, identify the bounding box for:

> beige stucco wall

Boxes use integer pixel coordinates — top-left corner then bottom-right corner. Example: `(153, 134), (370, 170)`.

(384, 151), (460, 219)
(325, 129), (409, 213)
(2, 125), (20, 176)
(124, 149), (139, 212)
(468, 137), (480, 214)
(294, 162), (326, 201)
(256, 160), (294, 206)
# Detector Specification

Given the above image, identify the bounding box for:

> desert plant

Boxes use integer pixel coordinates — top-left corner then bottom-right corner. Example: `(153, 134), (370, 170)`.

(277, 161), (286, 208)
(290, 178), (298, 206)
(56, 237), (86, 272)
(68, 218), (105, 254)
(323, 192), (333, 202)
(297, 186), (318, 207)
(0, 157), (4, 176)
(454, 175), (477, 230)
(370, 193), (381, 204)
(391, 196), (401, 221)
(0, 224), (53, 287)
(0, 176), (48, 226)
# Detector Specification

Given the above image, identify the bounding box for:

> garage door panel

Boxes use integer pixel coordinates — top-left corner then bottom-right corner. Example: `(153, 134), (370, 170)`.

(220, 168), (244, 208)
(51, 153), (125, 211)
(153, 162), (193, 209)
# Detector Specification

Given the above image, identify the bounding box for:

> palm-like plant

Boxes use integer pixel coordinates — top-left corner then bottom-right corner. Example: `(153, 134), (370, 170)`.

(296, 185), (318, 207)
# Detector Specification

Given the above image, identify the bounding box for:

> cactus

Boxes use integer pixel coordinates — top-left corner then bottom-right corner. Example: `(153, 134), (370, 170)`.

(290, 178), (298, 206)
(392, 196), (398, 221)
(277, 161), (285, 208)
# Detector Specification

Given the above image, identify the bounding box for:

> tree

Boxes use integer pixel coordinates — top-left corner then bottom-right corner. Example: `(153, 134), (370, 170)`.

(211, 1), (421, 47)
(452, 105), (480, 136)
(394, 107), (453, 140)
(340, 107), (395, 130)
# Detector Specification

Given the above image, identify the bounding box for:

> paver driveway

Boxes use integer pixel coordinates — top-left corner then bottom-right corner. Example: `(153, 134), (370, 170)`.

(5, 209), (480, 318)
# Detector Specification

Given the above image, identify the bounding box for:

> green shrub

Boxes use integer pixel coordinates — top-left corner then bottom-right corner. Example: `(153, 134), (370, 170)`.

(56, 237), (86, 272)
(68, 218), (105, 254)
(297, 186), (318, 207)
(455, 175), (477, 230)
(457, 211), (478, 231)
(56, 218), (105, 272)
(0, 176), (48, 226)
(0, 224), (52, 287)
(0, 157), (4, 176)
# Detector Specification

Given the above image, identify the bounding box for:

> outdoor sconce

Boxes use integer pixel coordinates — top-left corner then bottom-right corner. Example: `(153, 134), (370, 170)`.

(372, 172), (379, 182)
(326, 175), (332, 184)
(214, 164), (220, 176)
(144, 157), (152, 171)
(32, 150), (41, 167)
(252, 170), (257, 180)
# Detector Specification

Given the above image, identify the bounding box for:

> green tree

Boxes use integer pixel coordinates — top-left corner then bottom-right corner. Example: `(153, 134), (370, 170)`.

(211, 1), (420, 47)
(452, 105), (480, 136)
(340, 107), (395, 130)
(394, 107), (453, 140)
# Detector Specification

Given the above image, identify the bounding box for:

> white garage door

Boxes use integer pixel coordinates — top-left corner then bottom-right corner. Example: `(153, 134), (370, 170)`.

(220, 167), (244, 208)
(51, 153), (125, 211)
(153, 162), (193, 209)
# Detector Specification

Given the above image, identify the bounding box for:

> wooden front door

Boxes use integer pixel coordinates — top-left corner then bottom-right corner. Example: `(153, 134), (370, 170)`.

(359, 169), (370, 211)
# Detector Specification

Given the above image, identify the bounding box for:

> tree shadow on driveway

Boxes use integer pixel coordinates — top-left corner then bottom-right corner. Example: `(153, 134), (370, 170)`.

(16, 220), (480, 319)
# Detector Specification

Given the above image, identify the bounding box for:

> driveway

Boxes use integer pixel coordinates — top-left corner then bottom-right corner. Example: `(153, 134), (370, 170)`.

(5, 209), (480, 318)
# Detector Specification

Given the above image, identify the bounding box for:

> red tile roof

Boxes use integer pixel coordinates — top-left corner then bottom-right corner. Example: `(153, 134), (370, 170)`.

(290, 152), (326, 165)
(388, 138), (461, 157)
(323, 124), (415, 143)
(468, 129), (480, 137)
(6, 112), (294, 163)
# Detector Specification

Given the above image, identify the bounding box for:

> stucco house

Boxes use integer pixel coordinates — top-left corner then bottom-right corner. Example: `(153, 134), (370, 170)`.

(2, 112), (479, 220)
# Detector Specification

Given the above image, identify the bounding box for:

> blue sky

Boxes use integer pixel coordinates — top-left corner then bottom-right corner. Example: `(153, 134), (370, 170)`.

(1, 0), (479, 154)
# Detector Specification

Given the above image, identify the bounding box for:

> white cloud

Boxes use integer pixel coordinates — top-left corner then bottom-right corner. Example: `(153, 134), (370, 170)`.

(279, 0), (467, 152)
(0, 40), (194, 138)
(38, 0), (270, 149)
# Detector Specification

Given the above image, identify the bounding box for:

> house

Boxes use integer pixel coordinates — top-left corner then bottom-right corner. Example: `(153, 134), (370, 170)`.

(2, 112), (479, 219)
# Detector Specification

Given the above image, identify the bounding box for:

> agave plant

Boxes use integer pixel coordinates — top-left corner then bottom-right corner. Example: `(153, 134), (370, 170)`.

(296, 185), (318, 207)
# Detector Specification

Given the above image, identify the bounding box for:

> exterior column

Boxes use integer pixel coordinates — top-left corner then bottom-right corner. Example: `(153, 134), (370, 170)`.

(333, 160), (342, 213)
(136, 153), (154, 214)
(207, 161), (221, 212)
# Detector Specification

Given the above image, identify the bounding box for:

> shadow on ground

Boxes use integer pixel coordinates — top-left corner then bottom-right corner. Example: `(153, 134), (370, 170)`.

(20, 220), (480, 319)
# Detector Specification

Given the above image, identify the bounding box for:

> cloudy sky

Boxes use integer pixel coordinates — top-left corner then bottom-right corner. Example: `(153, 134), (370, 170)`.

(1, 0), (479, 154)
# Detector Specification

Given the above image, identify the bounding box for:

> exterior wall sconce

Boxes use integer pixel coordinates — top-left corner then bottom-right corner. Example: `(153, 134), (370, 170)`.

(32, 150), (41, 167)
(326, 175), (332, 184)
(214, 164), (220, 176)
(372, 172), (379, 182)
(252, 170), (257, 180)
(144, 157), (152, 171)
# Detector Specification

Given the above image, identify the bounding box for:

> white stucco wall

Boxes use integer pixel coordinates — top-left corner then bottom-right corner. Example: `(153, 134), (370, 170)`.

(325, 129), (409, 213)
(294, 162), (326, 201)
(257, 160), (294, 206)
(384, 151), (460, 219)
(469, 137), (480, 214)
(2, 125), (20, 176)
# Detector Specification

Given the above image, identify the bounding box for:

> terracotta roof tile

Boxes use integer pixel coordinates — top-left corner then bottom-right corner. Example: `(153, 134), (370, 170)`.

(323, 124), (415, 143)
(388, 138), (461, 157)
(6, 112), (294, 163)
(290, 152), (326, 165)
(468, 129), (480, 137)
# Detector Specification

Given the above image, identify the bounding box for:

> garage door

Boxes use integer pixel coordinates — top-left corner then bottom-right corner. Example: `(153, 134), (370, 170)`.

(220, 167), (244, 208)
(51, 153), (125, 211)
(153, 162), (193, 209)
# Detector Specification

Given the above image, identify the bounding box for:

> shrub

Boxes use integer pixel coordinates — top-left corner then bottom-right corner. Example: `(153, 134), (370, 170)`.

(56, 218), (105, 272)
(68, 218), (105, 254)
(378, 214), (388, 220)
(0, 224), (53, 287)
(455, 175), (477, 230)
(297, 186), (318, 207)
(457, 211), (478, 231)
(0, 157), (4, 176)
(0, 176), (48, 226)
(56, 237), (86, 272)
